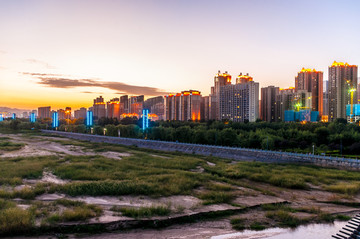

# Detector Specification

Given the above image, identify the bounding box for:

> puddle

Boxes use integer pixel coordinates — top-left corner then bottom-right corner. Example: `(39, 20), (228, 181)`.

(211, 221), (348, 239)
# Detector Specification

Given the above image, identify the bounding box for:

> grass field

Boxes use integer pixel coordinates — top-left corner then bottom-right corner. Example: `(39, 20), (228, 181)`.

(0, 131), (359, 236)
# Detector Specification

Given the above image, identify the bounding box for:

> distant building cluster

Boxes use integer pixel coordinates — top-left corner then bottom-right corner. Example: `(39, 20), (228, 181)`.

(261, 61), (358, 123)
(4, 60), (358, 124)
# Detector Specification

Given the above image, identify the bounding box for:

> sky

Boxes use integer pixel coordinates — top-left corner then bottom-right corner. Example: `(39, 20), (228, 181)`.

(1, 0), (360, 110)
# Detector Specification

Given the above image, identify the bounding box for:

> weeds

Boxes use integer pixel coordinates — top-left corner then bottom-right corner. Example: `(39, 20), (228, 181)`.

(111, 205), (171, 218)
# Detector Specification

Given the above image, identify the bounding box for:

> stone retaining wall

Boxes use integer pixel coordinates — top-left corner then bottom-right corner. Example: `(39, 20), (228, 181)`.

(42, 130), (360, 170)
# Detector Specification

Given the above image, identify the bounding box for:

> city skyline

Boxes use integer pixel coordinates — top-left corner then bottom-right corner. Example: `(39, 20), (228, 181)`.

(1, 0), (360, 110)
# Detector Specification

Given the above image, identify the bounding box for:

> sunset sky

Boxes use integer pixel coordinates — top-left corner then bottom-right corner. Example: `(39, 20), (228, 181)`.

(1, 0), (360, 110)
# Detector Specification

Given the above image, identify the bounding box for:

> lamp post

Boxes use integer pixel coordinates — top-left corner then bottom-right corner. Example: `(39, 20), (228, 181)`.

(312, 144), (315, 155)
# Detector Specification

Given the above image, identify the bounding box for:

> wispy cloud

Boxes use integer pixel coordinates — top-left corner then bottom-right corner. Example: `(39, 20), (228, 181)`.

(24, 59), (56, 69)
(0, 50), (6, 54)
(21, 72), (168, 96)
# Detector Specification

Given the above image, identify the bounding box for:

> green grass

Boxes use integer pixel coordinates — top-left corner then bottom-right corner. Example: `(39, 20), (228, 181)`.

(230, 218), (245, 230)
(198, 191), (236, 205)
(111, 205), (171, 218)
(0, 207), (33, 235)
(42, 199), (102, 224)
(0, 156), (58, 185)
(204, 161), (360, 192)
(250, 222), (267, 230)
(265, 210), (306, 228)
(325, 182), (360, 195)
(0, 141), (24, 151)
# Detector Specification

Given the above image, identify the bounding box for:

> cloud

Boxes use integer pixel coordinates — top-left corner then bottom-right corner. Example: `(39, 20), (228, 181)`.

(0, 50), (6, 54)
(24, 59), (56, 69)
(81, 91), (104, 94)
(22, 72), (168, 96)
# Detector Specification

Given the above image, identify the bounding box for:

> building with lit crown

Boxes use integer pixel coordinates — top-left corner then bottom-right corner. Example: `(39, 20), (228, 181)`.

(328, 61), (358, 120)
(106, 98), (120, 119)
(164, 90), (202, 121)
(212, 71), (231, 120)
(93, 96), (106, 120)
(295, 68), (323, 116)
(219, 73), (259, 122)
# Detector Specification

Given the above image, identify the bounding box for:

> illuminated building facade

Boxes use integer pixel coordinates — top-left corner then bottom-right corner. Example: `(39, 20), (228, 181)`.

(219, 73), (259, 122)
(261, 86), (279, 122)
(93, 96), (106, 120)
(106, 98), (120, 119)
(38, 106), (51, 119)
(164, 90), (202, 121)
(74, 107), (87, 119)
(328, 61), (358, 120)
(295, 68), (323, 115)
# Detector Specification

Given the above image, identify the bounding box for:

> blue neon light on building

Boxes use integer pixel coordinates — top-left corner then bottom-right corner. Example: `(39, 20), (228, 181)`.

(86, 111), (93, 127)
(52, 112), (59, 128)
(142, 109), (149, 130)
(30, 113), (36, 123)
(12, 113), (16, 119)
(0, 114), (3, 122)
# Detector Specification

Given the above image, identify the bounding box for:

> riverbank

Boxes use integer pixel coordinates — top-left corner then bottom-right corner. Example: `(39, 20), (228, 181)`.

(0, 131), (359, 237)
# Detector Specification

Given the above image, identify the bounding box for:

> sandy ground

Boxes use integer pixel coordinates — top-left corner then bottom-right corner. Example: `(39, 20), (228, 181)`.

(0, 133), (130, 159)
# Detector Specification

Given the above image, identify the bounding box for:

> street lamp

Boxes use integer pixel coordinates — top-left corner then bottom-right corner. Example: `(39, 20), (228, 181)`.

(312, 144), (315, 155)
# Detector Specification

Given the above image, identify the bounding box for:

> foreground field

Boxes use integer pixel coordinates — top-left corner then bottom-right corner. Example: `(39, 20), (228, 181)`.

(0, 131), (360, 238)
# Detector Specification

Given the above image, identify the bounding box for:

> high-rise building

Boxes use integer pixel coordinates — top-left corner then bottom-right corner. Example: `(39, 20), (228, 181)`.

(213, 71), (232, 120)
(144, 96), (164, 120)
(295, 68), (323, 115)
(328, 61), (358, 120)
(57, 109), (66, 120)
(261, 86), (279, 122)
(120, 95), (129, 115)
(219, 73), (259, 122)
(164, 90), (202, 121)
(323, 81), (329, 116)
(275, 87), (295, 122)
(74, 107), (87, 119)
(129, 95), (144, 116)
(201, 96), (209, 121)
(357, 81), (360, 104)
(38, 106), (51, 119)
(106, 98), (120, 119)
(93, 96), (106, 119)
(65, 107), (72, 119)
(209, 86), (217, 120)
